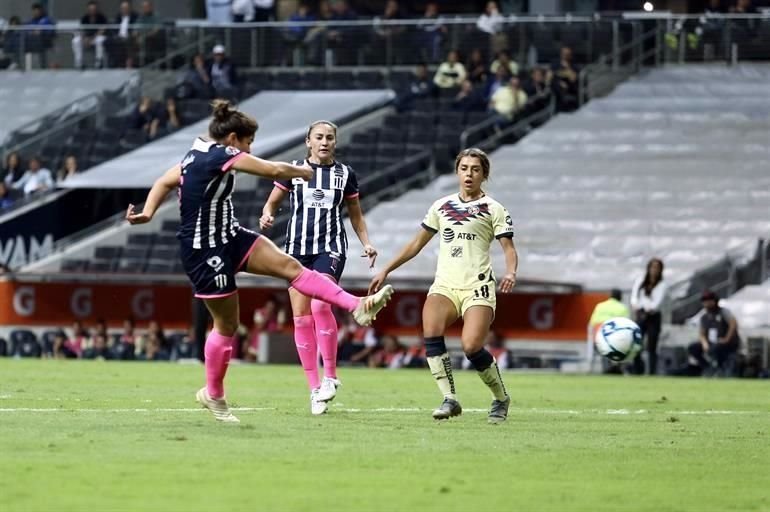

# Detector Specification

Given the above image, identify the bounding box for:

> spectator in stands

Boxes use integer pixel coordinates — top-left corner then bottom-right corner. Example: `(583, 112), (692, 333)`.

(129, 96), (164, 140)
(64, 320), (89, 358)
(120, 318), (137, 345)
(2, 16), (23, 69)
(283, 2), (315, 53)
(630, 258), (667, 375)
(466, 48), (489, 85)
(369, 335), (407, 369)
(403, 338), (427, 368)
(73, 1), (108, 70)
(433, 50), (466, 89)
(244, 297), (287, 362)
(452, 79), (484, 113)
(552, 46), (579, 112)
(463, 331), (511, 369)
(485, 64), (511, 100)
(208, 45), (239, 100)
(394, 63), (434, 112)
(254, 0), (276, 22)
(686, 290), (742, 376)
(0, 183), (14, 210)
(416, 2), (447, 63)
(178, 53), (213, 99)
(25, 3), (55, 69)
(231, 0), (254, 22)
(302, 1), (332, 66)
(137, 0), (163, 65)
(524, 66), (551, 98)
(146, 320), (169, 352)
(326, 0), (358, 66)
(730, 0), (759, 37)
(140, 330), (170, 361)
(490, 50), (519, 78)
(57, 155), (80, 182)
(158, 97), (182, 135)
(2, 152), (24, 186)
(83, 333), (111, 360)
(50, 331), (70, 359)
(112, 0), (138, 68)
(370, 0), (407, 65)
(476, 1), (507, 55)
(490, 75), (528, 123)
(11, 156), (54, 196)
(337, 313), (378, 365)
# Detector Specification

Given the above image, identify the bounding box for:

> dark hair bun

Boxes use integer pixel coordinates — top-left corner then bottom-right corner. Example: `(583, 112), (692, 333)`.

(211, 99), (234, 122)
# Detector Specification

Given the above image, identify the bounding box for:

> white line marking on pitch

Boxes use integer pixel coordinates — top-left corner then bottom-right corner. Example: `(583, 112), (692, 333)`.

(0, 407), (766, 415)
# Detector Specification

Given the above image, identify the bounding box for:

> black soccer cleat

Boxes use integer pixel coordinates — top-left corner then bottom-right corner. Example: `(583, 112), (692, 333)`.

(432, 398), (462, 420)
(487, 396), (510, 424)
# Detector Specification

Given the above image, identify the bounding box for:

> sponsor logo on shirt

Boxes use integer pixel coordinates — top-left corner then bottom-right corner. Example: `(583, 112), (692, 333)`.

(451, 247), (463, 258)
(442, 228), (454, 243)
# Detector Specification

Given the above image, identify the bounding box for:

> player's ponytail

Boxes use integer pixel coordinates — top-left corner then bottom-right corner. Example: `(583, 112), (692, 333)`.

(209, 99), (258, 142)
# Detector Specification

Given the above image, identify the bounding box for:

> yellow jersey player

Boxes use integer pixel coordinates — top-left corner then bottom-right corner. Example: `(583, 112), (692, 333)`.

(370, 148), (518, 423)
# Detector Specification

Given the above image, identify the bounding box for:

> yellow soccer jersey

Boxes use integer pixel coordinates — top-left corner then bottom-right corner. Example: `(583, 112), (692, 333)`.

(421, 193), (514, 290)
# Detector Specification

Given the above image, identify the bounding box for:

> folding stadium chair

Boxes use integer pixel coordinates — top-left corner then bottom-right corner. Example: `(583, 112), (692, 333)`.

(89, 260), (114, 272)
(61, 259), (89, 272)
(378, 127), (406, 145)
(326, 71), (355, 90)
(272, 71), (301, 90)
(127, 233), (155, 248)
(116, 258), (146, 273)
(122, 245), (150, 261)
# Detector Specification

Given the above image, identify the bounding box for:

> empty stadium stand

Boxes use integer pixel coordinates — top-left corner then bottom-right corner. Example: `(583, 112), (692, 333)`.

(343, 65), (770, 292)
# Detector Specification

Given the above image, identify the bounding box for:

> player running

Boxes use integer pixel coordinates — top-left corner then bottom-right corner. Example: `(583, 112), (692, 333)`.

(260, 120), (376, 415)
(369, 148), (517, 424)
(126, 100), (393, 423)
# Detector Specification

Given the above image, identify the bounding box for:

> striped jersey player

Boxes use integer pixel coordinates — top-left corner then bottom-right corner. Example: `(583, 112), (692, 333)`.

(261, 120), (377, 415)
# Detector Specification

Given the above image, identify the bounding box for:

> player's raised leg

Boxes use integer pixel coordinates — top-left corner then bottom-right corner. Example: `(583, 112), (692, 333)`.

(196, 294), (241, 423)
(462, 306), (510, 424)
(245, 237), (393, 326)
(423, 294), (462, 420)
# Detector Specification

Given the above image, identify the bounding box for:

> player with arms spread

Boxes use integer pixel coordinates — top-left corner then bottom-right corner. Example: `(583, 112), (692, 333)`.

(126, 100), (393, 423)
(260, 120), (377, 415)
(369, 148), (517, 424)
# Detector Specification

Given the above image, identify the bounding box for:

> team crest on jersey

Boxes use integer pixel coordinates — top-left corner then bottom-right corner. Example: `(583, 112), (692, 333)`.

(451, 247), (463, 258)
(438, 201), (490, 225)
(333, 167), (345, 189)
(505, 215), (512, 226)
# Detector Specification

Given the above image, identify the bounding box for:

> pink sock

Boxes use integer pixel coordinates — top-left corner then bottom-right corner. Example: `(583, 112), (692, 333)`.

(291, 269), (359, 312)
(204, 330), (234, 399)
(312, 299), (338, 379)
(293, 315), (320, 390)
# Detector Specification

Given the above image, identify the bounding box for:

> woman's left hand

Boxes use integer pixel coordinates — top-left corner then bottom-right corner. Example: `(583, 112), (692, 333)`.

(362, 244), (378, 268)
(499, 273), (516, 293)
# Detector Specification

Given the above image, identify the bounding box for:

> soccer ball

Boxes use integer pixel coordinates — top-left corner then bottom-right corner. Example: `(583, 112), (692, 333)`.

(594, 317), (643, 363)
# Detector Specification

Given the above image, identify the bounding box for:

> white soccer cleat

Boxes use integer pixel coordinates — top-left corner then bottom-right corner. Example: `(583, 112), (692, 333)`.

(352, 284), (394, 326)
(310, 389), (328, 415)
(316, 377), (341, 402)
(196, 387), (240, 423)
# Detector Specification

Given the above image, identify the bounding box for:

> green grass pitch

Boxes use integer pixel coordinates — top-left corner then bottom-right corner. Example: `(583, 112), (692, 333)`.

(1, 360), (768, 512)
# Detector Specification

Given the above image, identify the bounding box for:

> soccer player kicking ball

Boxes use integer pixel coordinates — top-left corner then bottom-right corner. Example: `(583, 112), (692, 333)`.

(126, 100), (393, 423)
(369, 148), (517, 424)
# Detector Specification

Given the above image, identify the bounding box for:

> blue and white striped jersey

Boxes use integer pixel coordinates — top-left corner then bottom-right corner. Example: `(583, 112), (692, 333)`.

(178, 137), (246, 249)
(275, 160), (359, 256)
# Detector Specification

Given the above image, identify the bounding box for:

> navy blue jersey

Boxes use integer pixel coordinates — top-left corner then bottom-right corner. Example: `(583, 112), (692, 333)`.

(275, 160), (359, 256)
(178, 137), (246, 249)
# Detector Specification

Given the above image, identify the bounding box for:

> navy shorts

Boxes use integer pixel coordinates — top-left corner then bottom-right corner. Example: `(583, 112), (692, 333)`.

(180, 227), (261, 298)
(294, 252), (346, 282)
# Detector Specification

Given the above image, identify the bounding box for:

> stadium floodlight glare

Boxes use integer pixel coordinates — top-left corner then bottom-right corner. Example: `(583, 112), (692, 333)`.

(643, 1), (654, 11)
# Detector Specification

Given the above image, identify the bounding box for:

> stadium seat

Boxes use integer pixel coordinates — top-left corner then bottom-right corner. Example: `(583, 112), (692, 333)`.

(94, 246), (123, 260)
(127, 233), (155, 247)
(378, 128), (406, 145)
(273, 72), (301, 90)
(326, 71), (355, 90)
(61, 259), (89, 272)
(145, 260), (176, 273)
(116, 258), (145, 273)
(355, 71), (385, 89)
(89, 260), (115, 272)
(161, 220), (180, 233)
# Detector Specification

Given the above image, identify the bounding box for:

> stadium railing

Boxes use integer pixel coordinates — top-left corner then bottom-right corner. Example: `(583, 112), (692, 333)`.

(2, 14), (767, 72)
